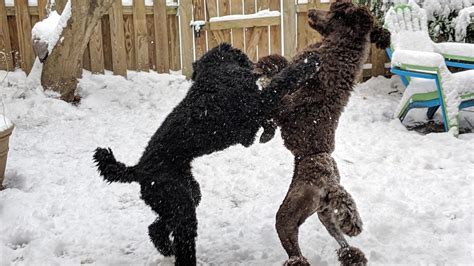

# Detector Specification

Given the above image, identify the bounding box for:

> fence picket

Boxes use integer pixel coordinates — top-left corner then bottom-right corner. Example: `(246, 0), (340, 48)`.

(133, 0), (149, 71)
(0, 0), (13, 70)
(14, 0), (34, 73)
(154, 0), (170, 72)
(89, 22), (105, 74)
(109, 0), (127, 76)
(179, 0), (193, 77)
(230, 0), (244, 51)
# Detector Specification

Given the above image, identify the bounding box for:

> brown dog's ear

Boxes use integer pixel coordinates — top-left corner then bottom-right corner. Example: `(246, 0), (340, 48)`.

(330, 1), (353, 14)
(346, 6), (374, 32)
(370, 26), (391, 49)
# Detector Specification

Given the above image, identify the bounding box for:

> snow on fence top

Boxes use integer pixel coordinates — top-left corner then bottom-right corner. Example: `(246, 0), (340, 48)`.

(4, 0), (178, 7)
(209, 9), (280, 23)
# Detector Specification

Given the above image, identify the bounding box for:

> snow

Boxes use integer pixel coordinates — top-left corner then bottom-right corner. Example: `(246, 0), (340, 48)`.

(385, 0), (474, 135)
(423, 0), (473, 20)
(31, 0), (72, 54)
(209, 10), (280, 23)
(4, 0), (37, 6)
(0, 115), (13, 132)
(435, 42), (474, 58)
(454, 6), (474, 42)
(392, 50), (445, 68)
(190, 20), (206, 32)
(5, 0), (178, 7)
(0, 70), (473, 265)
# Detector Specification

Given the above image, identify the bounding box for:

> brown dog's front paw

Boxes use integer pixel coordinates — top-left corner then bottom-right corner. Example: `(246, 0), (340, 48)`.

(284, 256), (310, 266)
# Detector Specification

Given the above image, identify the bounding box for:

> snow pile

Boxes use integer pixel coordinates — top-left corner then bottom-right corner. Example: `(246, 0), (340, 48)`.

(0, 70), (473, 265)
(454, 6), (474, 41)
(209, 9), (280, 23)
(31, 1), (71, 54)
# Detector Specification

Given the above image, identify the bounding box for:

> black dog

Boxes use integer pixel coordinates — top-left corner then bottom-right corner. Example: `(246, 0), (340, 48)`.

(93, 43), (319, 265)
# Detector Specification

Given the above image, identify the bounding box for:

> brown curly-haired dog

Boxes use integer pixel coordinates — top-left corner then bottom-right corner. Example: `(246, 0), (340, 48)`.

(271, 2), (390, 266)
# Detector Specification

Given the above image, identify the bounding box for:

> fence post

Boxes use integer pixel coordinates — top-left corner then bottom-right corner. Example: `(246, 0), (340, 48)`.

(282, 0), (297, 58)
(0, 0), (13, 71)
(179, 0), (193, 78)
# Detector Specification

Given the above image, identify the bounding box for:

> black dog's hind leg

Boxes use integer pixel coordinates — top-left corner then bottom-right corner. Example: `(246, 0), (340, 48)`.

(173, 204), (198, 266)
(189, 178), (202, 207)
(149, 218), (175, 257)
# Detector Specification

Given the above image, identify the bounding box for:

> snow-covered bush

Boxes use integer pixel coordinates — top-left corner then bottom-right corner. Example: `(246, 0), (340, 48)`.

(355, 0), (474, 42)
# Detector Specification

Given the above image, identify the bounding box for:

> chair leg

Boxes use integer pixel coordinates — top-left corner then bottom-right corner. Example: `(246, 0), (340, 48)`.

(434, 78), (450, 132)
(426, 106), (439, 120)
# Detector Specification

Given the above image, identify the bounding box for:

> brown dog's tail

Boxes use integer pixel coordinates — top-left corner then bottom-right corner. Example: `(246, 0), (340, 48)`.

(253, 54), (289, 78)
(370, 25), (391, 49)
(93, 147), (146, 183)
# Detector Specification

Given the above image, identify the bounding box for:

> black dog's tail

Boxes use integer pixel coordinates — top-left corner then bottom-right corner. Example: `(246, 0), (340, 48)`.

(93, 147), (144, 183)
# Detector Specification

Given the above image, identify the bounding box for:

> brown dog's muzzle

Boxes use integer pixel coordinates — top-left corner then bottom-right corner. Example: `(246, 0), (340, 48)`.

(308, 9), (328, 26)
(308, 9), (330, 36)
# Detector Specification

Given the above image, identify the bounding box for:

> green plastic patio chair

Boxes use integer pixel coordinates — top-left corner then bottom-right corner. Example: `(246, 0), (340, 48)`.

(384, 0), (474, 135)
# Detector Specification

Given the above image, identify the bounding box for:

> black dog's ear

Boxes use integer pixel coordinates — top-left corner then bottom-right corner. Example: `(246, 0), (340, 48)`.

(217, 42), (233, 51)
(191, 62), (198, 81)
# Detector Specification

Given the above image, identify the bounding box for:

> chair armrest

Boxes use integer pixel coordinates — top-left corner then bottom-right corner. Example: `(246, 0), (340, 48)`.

(434, 42), (474, 62)
(392, 50), (444, 71)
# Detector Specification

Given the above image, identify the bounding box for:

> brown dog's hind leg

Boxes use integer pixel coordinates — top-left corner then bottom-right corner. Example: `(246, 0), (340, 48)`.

(276, 180), (319, 266)
(276, 154), (336, 265)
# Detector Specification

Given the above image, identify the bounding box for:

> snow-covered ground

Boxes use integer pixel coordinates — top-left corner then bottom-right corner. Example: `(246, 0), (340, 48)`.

(0, 70), (473, 265)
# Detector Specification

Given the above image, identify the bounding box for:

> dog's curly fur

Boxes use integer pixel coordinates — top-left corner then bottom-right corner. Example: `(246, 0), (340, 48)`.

(94, 43), (319, 265)
(269, 2), (390, 265)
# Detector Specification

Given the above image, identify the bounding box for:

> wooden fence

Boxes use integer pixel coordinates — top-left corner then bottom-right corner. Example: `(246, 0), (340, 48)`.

(0, 0), (389, 78)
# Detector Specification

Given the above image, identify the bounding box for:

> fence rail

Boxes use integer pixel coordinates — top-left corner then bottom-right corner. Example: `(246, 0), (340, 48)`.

(0, 0), (389, 79)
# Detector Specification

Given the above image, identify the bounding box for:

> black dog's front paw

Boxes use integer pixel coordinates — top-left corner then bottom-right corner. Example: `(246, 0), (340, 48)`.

(259, 124), (276, 143)
(295, 53), (320, 86)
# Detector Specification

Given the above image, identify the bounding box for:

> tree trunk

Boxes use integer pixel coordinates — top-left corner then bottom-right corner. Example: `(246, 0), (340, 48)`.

(41, 0), (113, 102)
